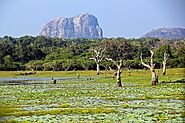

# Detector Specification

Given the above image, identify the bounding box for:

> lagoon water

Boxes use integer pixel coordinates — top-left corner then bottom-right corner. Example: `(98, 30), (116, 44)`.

(0, 76), (97, 81)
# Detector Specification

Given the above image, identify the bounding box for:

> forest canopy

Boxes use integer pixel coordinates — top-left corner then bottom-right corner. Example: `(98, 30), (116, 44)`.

(0, 36), (184, 71)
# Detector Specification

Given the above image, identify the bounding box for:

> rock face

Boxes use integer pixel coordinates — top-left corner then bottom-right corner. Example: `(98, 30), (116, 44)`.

(142, 28), (185, 39)
(40, 13), (103, 39)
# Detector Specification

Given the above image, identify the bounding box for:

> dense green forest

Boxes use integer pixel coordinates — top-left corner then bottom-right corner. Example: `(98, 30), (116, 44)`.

(0, 36), (184, 71)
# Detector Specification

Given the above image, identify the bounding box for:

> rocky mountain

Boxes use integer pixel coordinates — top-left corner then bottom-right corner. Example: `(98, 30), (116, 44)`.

(40, 13), (103, 39)
(142, 27), (185, 39)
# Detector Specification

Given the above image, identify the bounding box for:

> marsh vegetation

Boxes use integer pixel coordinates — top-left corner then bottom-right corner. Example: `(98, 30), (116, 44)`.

(0, 69), (184, 122)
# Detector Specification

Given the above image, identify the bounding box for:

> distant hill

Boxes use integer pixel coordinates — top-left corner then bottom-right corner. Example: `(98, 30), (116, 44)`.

(40, 13), (103, 39)
(141, 28), (185, 39)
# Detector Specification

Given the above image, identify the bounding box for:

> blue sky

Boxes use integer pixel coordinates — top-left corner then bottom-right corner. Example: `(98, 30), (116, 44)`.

(0, 0), (185, 38)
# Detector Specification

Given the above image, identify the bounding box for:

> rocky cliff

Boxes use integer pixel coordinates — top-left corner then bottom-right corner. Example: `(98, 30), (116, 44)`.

(142, 27), (185, 39)
(40, 13), (103, 39)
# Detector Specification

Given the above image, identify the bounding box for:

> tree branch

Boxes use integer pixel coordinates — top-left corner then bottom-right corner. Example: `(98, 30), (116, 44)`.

(99, 55), (104, 62)
(106, 58), (117, 66)
(150, 50), (154, 67)
(89, 58), (95, 60)
(98, 48), (105, 58)
(109, 67), (116, 72)
(140, 53), (151, 69)
(101, 48), (106, 54)
(89, 49), (98, 56)
(119, 59), (123, 67)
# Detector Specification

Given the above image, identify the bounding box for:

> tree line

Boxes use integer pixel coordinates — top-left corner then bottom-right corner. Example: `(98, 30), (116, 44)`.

(0, 36), (184, 72)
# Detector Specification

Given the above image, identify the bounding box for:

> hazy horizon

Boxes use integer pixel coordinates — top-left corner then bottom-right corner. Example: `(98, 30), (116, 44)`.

(1, 0), (185, 38)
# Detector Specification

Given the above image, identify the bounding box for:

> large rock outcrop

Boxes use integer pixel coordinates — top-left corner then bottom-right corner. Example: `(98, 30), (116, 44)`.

(40, 13), (103, 39)
(141, 27), (185, 39)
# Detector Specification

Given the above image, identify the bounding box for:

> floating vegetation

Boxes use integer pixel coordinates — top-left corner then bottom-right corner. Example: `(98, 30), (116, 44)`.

(0, 69), (184, 122)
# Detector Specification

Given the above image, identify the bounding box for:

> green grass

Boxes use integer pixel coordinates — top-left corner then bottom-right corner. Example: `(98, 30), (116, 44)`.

(0, 70), (98, 77)
(0, 68), (184, 122)
(0, 68), (184, 78)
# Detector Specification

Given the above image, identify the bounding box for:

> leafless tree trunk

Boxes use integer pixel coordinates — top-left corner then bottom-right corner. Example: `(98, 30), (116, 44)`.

(106, 58), (123, 87)
(116, 65), (122, 87)
(162, 52), (168, 75)
(140, 50), (158, 85)
(90, 48), (105, 75)
(96, 63), (100, 75)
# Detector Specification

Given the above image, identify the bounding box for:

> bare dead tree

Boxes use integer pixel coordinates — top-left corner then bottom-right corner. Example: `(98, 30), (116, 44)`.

(140, 50), (158, 85)
(89, 48), (105, 75)
(106, 58), (124, 87)
(102, 39), (135, 87)
(162, 52), (168, 75)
